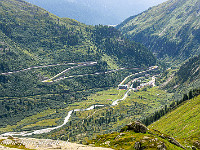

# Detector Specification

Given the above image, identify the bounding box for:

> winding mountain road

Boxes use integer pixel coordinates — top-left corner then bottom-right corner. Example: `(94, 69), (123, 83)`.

(1, 61), (140, 83)
(52, 67), (127, 82)
(1, 66), (158, 137)
(0, 62), (97, 76)
(42, 62), (97, 82)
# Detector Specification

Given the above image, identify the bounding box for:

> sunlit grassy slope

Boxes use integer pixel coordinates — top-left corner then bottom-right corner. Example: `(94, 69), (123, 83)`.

(87, 93), (200, 150)
(90, 131), (183, 150)
(35, 86), (174, 142)
(149, 95), (200, 148)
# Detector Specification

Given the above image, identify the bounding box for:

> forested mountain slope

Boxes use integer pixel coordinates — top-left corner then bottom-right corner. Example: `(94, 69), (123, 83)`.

(0, 0), (156, 129)
(117, 0), (200, 63)
(164, 55), (200, 94)
(0, 0), (155, 73)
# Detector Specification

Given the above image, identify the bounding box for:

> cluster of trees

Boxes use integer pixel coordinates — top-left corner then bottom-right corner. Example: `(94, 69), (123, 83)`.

(0, 63), (134, 127)
(92, 25), (156, 68)
(0, 3), (156, 72)
(35, 97), (163, 142)
(0, 0), (157, 132)
(142, 88), (200, 126)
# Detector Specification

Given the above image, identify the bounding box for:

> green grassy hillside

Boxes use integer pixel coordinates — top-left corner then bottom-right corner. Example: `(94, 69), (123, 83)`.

(89, 130), (184, 150)
(0, 0), (155, 72)
(0, 0), (156, 134)
(117, 0), (200, 63)
(23, 85), (173, 143)
(149, 94), (200, 149)
(86, 92), (200, 150)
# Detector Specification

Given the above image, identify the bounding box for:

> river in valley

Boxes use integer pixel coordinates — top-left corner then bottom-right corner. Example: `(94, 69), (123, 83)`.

(1, 66), (157, 137)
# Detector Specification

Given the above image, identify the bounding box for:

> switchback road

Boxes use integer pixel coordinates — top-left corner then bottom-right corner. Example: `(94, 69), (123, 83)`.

(1, 66), (158, 137)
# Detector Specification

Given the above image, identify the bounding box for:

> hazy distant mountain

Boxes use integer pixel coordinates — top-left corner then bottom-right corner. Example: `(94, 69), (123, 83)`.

(24, 0), (167, 25)
(24, 0), (119, 25)
(117, 0), (200, 63)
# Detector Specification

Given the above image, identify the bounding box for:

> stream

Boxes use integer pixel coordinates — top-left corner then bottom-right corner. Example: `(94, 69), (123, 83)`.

(1, 66), (157, 137)
(1, 87), (131, 137)
(2, 87), (133, 137)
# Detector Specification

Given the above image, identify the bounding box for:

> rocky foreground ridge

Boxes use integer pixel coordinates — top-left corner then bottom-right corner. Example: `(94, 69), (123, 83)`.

(89, 121), (188, 150)
(0, 121), (196, 150)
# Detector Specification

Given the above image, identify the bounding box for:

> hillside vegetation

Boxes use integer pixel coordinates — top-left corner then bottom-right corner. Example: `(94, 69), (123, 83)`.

(0, 0), (155, 73)
(0, 0), (156, 133)
(88, 121), (184, 150)
(117, 0), (200, 63)
(149, 94), (200, 149)
(33, 86), (173, 143)
(164, 55), (200, 93)
(87, 92), (200, 150)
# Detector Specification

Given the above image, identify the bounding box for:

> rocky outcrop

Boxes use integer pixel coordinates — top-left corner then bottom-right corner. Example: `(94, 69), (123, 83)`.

(158, 134), (185, 149)
(193, 141), (200, 149)
(134, 142), (142, 150)
(157, 143), (167, 150)
(121, 121), (148, 133)
(151, 130), (185, 149)
(167, 136), (185, 149)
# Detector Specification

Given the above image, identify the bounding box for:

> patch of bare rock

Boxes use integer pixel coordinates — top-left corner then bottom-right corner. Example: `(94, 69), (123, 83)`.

(0, 136), (113, 150)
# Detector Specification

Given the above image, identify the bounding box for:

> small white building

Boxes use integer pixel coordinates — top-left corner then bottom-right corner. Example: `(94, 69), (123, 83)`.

(118, 85), (129, 90)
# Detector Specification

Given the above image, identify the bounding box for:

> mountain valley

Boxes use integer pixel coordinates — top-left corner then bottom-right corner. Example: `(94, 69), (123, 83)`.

(0, 0), (199, 150)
